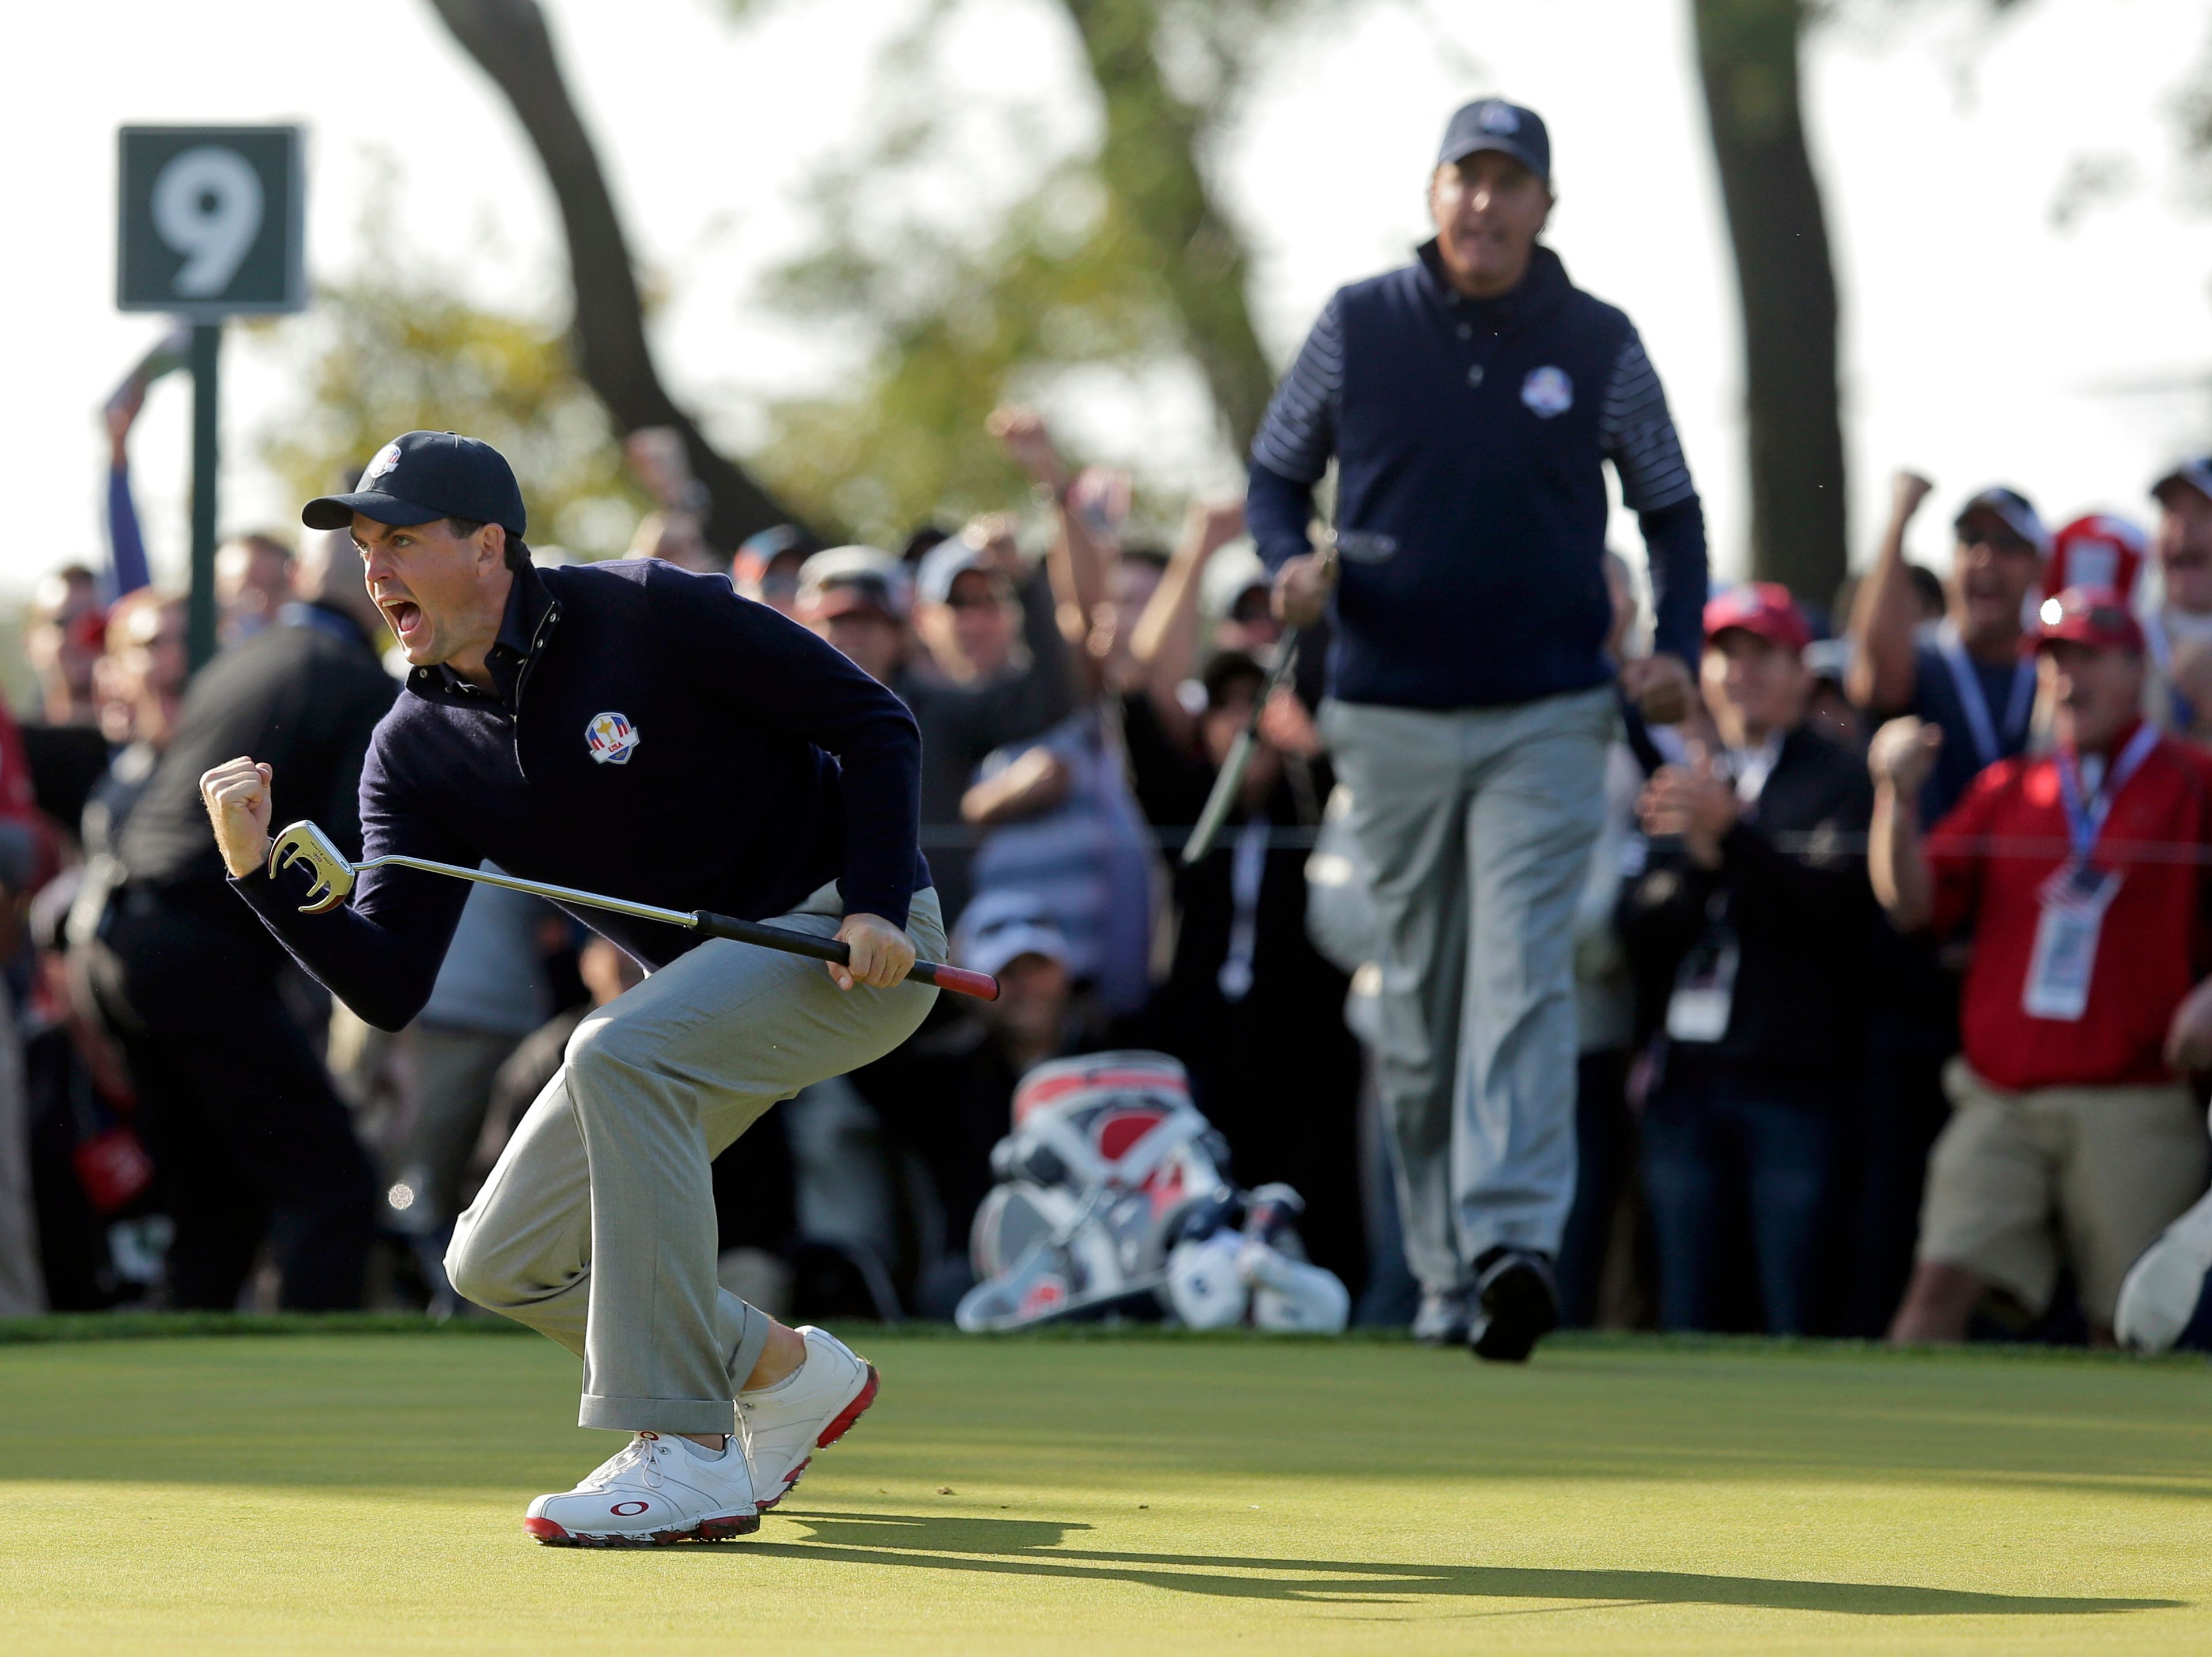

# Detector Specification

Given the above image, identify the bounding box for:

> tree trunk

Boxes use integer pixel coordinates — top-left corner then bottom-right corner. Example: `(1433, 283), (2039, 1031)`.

(1058, 0), (1277, 455)
(1691, 0), (1847, 604)
(425, 0), (794, 552)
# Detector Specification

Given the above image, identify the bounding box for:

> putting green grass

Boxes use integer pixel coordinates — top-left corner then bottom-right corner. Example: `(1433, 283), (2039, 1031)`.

(2, 1326), (2210, 1654)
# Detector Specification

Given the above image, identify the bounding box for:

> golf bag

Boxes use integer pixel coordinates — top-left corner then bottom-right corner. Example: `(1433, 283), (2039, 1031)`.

(955, 1050), (1349, 1333)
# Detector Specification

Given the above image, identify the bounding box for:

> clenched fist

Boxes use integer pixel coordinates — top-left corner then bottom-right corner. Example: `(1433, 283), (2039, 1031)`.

(1619, 652), (1694, 726)
(1868, 717), (1944, 797)
(199, 756), (276, 879)
(830, 913), (917, 992)
(1272, 553), (1336, 629)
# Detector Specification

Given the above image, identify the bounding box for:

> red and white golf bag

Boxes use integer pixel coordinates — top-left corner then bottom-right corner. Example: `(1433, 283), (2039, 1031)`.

(955, 1051), (1349, 1333)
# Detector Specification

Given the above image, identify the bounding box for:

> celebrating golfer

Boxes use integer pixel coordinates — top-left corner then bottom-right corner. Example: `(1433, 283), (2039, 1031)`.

(1249, 99), (1708, 1361)
(199, 430), (942, 1546)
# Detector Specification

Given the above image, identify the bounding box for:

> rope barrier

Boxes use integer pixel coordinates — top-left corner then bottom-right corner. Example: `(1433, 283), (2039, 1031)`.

(916, 823), (2212, 865)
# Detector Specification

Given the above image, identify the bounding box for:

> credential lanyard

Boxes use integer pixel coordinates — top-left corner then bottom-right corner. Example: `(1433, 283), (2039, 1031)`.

(2054, 723), (2160, 867)
(1937, 623), (2035, 770)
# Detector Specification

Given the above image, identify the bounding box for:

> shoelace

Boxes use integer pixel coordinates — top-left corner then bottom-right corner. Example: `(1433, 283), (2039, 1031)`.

(581, 1433), (668, 1492)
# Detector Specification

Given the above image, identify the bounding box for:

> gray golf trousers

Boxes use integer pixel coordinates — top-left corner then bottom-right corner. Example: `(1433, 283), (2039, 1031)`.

(1322, 688), (1612, 1293)
(445, 882), (944, 1434)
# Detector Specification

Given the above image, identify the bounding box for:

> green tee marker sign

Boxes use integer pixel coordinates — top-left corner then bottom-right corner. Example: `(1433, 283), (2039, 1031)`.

(117, 126), (306, 669)
(117, 126), (304, 316)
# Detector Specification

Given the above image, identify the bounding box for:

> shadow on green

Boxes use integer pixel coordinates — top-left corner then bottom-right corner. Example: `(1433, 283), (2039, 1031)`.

(668, 1511), (2180, 1617)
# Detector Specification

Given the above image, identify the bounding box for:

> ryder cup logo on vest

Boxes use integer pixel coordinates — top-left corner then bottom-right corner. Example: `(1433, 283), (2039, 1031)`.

(359, 442), (403, 485)
(1521, 365), (1573, 418)
(585, 711), (642, 765)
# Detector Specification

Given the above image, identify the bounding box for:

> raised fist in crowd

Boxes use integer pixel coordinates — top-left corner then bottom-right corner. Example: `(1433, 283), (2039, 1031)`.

(1869, 716), (1944, 796)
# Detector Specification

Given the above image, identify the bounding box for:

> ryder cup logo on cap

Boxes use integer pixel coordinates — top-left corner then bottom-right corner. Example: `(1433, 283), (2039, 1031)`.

(1478, 103), (1520, 134)
(1521, 365), (1573, 418)
(585, 710), (642, 766)
(360, 442), (403, 486)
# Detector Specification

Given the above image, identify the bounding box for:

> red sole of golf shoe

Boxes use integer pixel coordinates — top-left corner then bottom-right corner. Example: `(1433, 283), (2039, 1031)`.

(524, 1511), (760, 1548)
(755, 1364), (880, 1512)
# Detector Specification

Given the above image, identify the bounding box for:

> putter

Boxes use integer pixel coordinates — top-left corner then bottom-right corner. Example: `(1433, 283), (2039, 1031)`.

(267, 820), (999, 1001)
(1181, 530), (1342, 867)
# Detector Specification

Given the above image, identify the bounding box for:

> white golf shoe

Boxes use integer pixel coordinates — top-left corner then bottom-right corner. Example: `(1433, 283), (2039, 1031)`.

(2116, 1187), (2212, 1353)
(522, 1431), (759, 1547)
(737, 1325), (880, 1510)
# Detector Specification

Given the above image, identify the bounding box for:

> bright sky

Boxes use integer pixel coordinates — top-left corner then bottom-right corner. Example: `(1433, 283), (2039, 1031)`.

(5, 0), (2211, 603)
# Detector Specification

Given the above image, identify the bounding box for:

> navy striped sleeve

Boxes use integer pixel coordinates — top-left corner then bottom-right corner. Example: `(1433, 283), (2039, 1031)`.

(1600, 332), (1696, 513)
(1250, 295), (1343, 486)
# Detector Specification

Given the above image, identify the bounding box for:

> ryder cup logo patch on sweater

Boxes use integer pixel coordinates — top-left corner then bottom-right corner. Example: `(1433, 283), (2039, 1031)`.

(585, 710), (642, 765)
(1521, 365), (1573, 418)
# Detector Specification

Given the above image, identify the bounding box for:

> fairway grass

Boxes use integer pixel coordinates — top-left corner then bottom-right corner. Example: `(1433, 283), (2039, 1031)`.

(2, 1327), (2209, 1654)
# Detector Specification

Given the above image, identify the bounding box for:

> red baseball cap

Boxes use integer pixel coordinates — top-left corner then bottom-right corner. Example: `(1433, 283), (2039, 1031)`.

(2043, 514), (2146, 603)
(1703, 582), (1812, 656)
(2034, 585), (2145, 655)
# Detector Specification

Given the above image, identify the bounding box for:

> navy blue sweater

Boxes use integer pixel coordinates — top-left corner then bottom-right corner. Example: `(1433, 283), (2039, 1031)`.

(232, 558), (929, 1031)
(1247, 242), (1707, 709)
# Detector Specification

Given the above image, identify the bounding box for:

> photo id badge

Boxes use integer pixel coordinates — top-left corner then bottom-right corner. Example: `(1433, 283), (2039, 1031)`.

(2022, 861), (2122, 1023)
(1666, 932), (1740, 1044)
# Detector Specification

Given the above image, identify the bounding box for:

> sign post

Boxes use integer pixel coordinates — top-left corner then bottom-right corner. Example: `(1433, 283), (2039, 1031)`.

(117, 126), (305, 669)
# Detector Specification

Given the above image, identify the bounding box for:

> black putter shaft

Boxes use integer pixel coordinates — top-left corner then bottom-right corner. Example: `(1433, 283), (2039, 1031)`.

(1181, 535), (1338, 867)
(267, 820), (998, 1000)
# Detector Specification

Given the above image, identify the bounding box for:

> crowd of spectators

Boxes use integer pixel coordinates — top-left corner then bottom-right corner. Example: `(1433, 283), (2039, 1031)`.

(9, 380), (2212, 1352)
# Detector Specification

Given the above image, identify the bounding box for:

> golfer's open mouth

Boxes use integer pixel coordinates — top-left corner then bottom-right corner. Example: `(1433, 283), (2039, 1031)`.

(381, 597), (425, 645)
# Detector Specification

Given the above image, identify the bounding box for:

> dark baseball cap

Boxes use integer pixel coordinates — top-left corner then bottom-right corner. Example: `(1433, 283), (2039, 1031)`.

(2153, 456), (2212, 508)
(1953, 486), (2047, 554)
(1438, 98), (1550, 184)
(302, 431), (527, 540)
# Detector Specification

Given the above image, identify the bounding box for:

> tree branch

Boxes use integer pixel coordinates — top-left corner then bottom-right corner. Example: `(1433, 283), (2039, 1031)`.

(1059, 0), (1276, 454)
(1693, 0), (1848, 603)
(425, 0), (797, 553)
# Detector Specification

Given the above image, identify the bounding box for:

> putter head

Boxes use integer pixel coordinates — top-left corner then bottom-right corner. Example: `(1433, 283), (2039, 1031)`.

(268, 820), (358, 914)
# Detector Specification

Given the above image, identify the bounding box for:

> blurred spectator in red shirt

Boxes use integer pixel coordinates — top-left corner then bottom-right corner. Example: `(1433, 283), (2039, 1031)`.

(1872, 587), (2212, 1344)
(26, 565), (105, 729)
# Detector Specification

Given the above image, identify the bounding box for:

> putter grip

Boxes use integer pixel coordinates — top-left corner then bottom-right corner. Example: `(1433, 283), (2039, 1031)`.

(688, 911), (999, 1001)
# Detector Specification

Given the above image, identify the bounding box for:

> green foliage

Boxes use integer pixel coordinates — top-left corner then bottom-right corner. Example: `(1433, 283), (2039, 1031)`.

(737, 0), (1321, 548)
(752, 160), (1172, 545)
(252, 194), (643, 558)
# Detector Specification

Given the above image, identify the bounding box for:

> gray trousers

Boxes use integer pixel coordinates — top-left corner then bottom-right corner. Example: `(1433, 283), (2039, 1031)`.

(1323, 689), (1611, 1293)
(445, 883), (943, 1434)
(393, 1023), (527, 1228)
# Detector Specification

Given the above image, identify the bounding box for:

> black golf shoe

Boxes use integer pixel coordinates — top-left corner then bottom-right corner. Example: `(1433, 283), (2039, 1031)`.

(1467, 1247), (1559, 1364)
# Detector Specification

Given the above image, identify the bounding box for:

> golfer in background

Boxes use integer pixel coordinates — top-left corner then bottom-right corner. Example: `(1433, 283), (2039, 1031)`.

(199, 431), (941, 1545)
(1249, 99), (1708, 1360)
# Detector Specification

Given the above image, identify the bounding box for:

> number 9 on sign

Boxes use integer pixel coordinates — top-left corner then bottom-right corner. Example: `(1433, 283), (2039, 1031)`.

(151, 147), (264, 299)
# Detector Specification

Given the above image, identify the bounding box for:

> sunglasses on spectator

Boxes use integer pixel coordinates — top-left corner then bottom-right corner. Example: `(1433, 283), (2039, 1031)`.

(1963, 527), (2036, 556)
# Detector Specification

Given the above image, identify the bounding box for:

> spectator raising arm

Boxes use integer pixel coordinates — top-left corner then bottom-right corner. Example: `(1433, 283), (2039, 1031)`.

(104, 379), (153, 600)
(990, 405), (1108, 665)
(1847, 471), (1937, 714)
(1866, 716), (1945, 933)
(1130, 498), (1248, 745)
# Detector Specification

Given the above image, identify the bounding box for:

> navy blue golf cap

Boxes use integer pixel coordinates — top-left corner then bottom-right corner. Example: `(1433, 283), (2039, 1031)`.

(1438, 98), (1550, 184)
(302, 431), (527, 540)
